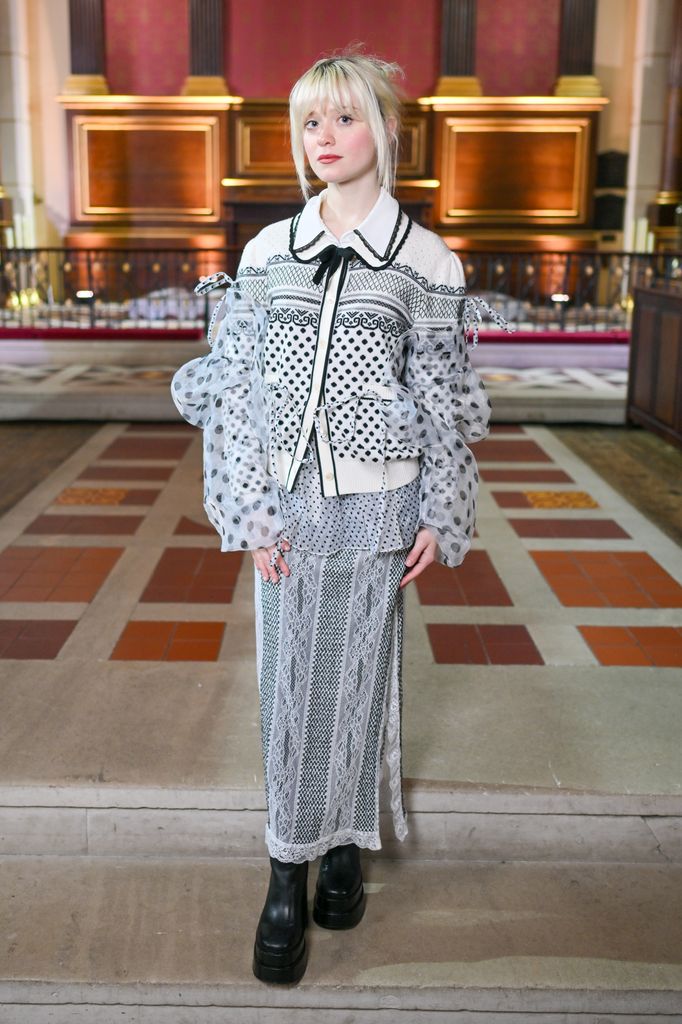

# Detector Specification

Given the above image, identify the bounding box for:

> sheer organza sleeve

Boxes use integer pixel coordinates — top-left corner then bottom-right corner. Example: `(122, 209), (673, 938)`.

(400, 251), (513, 568)
(170, 245), (285, 552)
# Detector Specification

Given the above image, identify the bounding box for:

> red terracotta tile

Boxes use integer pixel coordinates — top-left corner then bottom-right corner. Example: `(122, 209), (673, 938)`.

(629, 626), (681, 646)
(510, 519), (630, 539)
(579, 626), (629, 644)
(24, 515), (143, 536)
(78, 465), (175, 481)
(2, 586), (53, 602)
(166, 640), (222, 661)
(476, 440), (552, 463)
(125, 423), (194, 433)
(174, 516), (214, 535)
(427, 623), (544, 664)
(47, 587), (96, 603)
(119, 490), (160, 506)
(484, 643), (544, 665)
(187, 586), (236, 603)
(19, 572), (64, 588)
(124, 621), (175, 641)
(111, 639), (169, 660)
(491, 491), (532, 508)
(427, 624), (487, 664)
(0, 619), (77, 658)
(643, 645), (682, 668)
(140, 550), (242, 604)
(532, 551), (682, 609)
(415, 552), (512, 607)
(110, 620), (224, 661)
(0, 547), (122, 603)
(481, 468), (574, 483)
(590, 644), (653, 666)
(479, 624), (533, 644)
(173, 621), (224, 640)
(100, 438), (191, 460)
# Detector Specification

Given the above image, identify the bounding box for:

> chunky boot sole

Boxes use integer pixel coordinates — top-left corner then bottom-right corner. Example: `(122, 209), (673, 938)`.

(253, 888), (309, 985)
(313, 880), (366, 930)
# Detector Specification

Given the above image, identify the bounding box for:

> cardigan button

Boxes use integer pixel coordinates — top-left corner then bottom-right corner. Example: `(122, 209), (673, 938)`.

(324, 472), (333, 481)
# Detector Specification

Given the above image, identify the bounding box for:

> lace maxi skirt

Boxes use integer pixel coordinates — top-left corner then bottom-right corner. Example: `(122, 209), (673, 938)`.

(253, 544), (409, 863)
(250, 439), (421, 862)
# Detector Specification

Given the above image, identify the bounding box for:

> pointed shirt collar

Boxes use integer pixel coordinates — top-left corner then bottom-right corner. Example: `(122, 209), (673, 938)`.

(289, 186), (412, 270)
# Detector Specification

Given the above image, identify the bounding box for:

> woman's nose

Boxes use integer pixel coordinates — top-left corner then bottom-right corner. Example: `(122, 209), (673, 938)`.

(319, 123), (335, 145)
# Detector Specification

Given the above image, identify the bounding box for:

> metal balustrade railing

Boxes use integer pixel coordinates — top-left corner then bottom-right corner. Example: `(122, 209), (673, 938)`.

(2, 246), (682, 334)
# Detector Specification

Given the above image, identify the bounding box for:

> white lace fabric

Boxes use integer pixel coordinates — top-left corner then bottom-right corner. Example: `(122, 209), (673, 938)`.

(254, 546), (408, 863)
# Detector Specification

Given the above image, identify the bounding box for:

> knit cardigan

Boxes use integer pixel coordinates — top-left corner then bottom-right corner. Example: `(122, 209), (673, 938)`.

(171, 186), (512, 568)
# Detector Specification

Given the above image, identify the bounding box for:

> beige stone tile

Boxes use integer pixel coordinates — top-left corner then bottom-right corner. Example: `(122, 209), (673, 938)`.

(0, 856), (680, 1015)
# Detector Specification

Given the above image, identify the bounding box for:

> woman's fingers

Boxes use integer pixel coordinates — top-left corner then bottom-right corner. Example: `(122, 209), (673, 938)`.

(252, 538), (292, 582)
(400, 529), (437, 588)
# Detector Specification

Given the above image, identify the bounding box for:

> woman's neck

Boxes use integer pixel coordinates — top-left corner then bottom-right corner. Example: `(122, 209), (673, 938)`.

(319, 178), (382, 240)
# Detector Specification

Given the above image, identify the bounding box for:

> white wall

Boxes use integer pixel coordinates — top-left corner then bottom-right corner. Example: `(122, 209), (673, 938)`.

(26, 0), (71, 245)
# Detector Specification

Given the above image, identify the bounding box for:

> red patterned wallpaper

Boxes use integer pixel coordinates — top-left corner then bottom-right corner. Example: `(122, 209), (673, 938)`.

(102, 0), (559, 99)
(226, 0), (440, 98)
(105, 0), (188, 95)
(476, 0), (560, 96)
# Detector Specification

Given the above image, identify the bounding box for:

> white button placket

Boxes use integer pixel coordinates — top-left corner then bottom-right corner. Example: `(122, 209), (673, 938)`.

(284, 258), (347, 495)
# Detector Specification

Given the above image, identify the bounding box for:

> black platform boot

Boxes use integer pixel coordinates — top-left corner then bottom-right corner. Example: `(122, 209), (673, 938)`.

(252, 857), (309, 984)
(313, 842), (366, 929)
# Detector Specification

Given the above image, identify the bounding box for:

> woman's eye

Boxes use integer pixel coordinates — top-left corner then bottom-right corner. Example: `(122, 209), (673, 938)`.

(339, 115), (353, 124)
(304, 120), (318, 129)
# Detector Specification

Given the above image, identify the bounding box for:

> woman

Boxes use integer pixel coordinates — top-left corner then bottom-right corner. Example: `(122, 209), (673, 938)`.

(171, 49), (510, 986)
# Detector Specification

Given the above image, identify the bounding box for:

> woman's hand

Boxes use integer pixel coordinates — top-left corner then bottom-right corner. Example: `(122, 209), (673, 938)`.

(400, 527), (438, 588)
(252, 538), (292, 583)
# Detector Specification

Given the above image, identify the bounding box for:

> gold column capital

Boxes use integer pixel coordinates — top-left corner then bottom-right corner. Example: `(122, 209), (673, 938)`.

(181, 75), (230, 97)
(553, 75), (602, 97)
(434, 75), (483, 97)
(62, 73), (111, 95)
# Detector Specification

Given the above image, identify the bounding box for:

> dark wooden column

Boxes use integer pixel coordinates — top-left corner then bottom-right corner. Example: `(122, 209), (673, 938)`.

(435, 0), (482, 96)
(183, 0), (230, 96)
(648, 0), (682, 245)
(63, 0), (109, 94)
(554, 0), (602, 96)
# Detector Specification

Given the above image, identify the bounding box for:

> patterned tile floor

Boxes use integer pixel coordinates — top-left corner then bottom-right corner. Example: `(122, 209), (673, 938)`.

(0, 363), (628, 423)
(0, 421), (679, 671)
(0, 419), (680, 803)
(0, 364), (628, 395)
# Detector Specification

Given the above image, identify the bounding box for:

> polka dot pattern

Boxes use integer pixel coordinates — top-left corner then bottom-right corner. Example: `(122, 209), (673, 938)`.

(278, 439), (421, 555)
(170, 215), (506, 568)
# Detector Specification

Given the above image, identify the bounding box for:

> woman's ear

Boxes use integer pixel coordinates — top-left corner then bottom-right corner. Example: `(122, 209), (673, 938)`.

(386, 114), (398, 139)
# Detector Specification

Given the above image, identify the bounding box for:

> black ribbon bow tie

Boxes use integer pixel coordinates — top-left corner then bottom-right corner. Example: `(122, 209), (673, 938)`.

(312, 244), (356, 286)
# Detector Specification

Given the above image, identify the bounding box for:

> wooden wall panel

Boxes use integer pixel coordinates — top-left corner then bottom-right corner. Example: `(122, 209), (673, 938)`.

(58, 95), (606, 252)
(628, 288), (682, 447)
(81, 123), (215, 215)
(437, 116), (591, 224)
(72, 115), (222, 223)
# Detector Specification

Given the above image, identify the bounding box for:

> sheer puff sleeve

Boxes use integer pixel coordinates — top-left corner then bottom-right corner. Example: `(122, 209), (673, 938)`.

(170, 243), (286, 553)
(400, 250), (513, 568)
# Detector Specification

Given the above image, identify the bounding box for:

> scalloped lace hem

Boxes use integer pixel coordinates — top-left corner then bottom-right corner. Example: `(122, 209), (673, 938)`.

(264, 821), (408, 864)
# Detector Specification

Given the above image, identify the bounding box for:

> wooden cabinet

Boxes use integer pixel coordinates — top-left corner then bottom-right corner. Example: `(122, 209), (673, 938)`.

(628, 287), (682, 447)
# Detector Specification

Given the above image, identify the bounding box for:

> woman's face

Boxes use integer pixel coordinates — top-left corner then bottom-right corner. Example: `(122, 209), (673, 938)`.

(302, 97), (378, 188)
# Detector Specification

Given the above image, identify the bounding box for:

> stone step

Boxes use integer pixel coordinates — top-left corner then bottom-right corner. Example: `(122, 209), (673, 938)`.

(1, 855), (680, 1023)
(1, 781), (681, 862)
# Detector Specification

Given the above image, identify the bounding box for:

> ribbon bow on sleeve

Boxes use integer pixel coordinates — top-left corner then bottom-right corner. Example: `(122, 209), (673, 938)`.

(462, 295), (515, 347)
(312, 245), (357, 286)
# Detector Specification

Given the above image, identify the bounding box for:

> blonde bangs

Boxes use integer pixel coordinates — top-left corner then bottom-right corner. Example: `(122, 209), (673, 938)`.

(289, 51), (404, 200)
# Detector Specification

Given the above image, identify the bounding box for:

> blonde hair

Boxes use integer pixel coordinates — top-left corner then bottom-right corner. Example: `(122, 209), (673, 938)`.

(289, 47), (405, 200)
